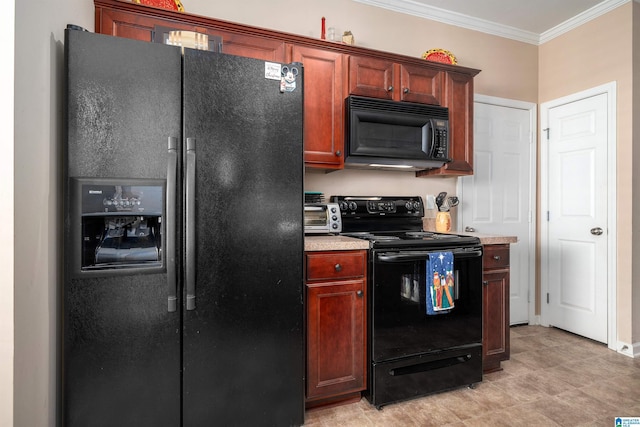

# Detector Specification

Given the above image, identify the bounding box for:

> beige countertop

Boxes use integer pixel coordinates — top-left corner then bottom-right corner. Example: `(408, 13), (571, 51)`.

(304, 235), (370, 252)
(305, 232), (516, 252)
(454, 232), (518, 245)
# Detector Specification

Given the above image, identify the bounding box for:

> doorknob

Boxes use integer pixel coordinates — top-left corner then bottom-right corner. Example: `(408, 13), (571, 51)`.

(590, 227), (604, 236)
(464, 226), (476, 232)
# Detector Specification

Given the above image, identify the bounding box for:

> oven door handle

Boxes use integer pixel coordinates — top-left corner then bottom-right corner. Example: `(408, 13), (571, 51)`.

(376, 248), (482, 263)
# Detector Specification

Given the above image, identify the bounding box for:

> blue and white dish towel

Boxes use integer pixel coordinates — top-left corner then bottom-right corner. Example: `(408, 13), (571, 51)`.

(426, 251), (455, 315)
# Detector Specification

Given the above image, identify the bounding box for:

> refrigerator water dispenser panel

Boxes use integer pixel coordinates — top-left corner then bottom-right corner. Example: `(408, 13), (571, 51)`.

(74, 179), (164, 272)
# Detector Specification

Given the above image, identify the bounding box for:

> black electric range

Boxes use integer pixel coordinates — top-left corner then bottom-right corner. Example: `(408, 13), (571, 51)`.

(330, 195), (484, 408)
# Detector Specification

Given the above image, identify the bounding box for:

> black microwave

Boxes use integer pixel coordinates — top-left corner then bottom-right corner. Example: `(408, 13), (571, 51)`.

(345, 95), (450, 171)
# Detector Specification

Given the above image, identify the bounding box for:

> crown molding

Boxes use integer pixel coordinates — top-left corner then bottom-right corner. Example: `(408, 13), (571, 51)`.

(539, 0), (630, 44)
(353, 0), (630, 45)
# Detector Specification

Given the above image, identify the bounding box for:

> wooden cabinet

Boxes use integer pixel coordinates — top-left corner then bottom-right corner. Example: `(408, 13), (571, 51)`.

(347, 56), (443, 105)
(96, 6), (186, 42)
(95, 5), (285, 61)
(482, 244), (510, 373)
(214, 30), (285, 61)
(305, 250), (367, 408)
(289, 46), (345, 169)
(94, 0), (479, 174)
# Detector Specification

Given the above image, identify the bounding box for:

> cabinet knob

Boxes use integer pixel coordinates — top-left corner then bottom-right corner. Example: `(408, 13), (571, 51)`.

(335, 150), (341, 157)
(356, 290), (363, 297)
(387, 86), (393, 92)
(403, 87), (409, 94)
(483, 280), (489, 286)
(334, 263), (342, 272)
(493, 255), (501, 260)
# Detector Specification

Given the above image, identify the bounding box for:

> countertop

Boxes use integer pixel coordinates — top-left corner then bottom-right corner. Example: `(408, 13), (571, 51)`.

(304, 232), (516, 252)
(446, 232), (517, 245)
(304, 235), (370, 252)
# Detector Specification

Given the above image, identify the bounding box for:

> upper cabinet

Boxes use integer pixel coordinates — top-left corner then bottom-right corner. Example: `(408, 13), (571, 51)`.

(289, 46), (345, 169)
(95, 4), (286, 61)
(94, 0), (480, 175)
(348, 56), (443, 105)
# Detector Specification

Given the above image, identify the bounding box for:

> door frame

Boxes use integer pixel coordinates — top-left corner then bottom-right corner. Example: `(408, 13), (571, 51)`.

(539, 82), (617, 351)
(458, 94), (537, 325)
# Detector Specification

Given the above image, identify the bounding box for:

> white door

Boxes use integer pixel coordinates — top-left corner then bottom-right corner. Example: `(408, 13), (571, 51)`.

(543, 92), (609, 343)
(460, 96), (535, 325)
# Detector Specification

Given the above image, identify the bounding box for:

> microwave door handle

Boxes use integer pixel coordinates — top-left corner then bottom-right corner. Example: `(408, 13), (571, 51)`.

(423, 119), (435, 157)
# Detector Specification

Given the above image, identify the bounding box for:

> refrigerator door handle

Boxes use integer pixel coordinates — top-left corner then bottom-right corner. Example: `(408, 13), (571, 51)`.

(186, 137), (197, 310)
(167, 137), (178, 313)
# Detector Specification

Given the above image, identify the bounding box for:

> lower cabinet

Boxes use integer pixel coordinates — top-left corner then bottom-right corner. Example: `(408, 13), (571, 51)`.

(482, 244), (511, 373)
(305, 250), (367, 408)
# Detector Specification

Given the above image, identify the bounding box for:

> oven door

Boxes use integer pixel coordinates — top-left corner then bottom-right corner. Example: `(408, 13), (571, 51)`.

(370, 246), (483, 363)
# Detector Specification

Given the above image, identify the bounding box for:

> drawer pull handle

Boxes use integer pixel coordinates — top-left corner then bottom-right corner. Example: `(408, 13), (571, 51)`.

(334, 263), (342, 272)
(387, 86), (394, 92)
(493, 255), (501, 260)
(356, 290), (363, 297)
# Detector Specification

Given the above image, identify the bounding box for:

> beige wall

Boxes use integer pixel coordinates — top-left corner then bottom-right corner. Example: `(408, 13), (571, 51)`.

(1, 0), (15, 425)
(634, 3), (640, 345)
(538, 3), (636, 346)
(13, 0), (93, 424)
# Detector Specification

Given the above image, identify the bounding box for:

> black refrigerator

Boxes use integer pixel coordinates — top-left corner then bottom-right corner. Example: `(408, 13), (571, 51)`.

(63, 28), (305, 426)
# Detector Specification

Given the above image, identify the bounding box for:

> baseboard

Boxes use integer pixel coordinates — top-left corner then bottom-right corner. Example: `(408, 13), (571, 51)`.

(529, 315), (541, 326)
(616, 341), (640, 358)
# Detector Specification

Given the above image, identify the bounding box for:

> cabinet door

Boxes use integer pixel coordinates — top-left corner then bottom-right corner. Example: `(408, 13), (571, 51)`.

(306, 279), (365, 400)
(97, 7), (284, 61)
(482, 269), (510, 373)
(214, 31), (285, 61)
(399, 64), (442, 105)
(347, 56), (394, 100)
(97, 7), (181, 41)
(290, 46), (344, 169)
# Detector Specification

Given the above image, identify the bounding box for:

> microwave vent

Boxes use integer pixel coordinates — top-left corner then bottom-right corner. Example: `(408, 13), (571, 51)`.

(347, 96), (448, 119)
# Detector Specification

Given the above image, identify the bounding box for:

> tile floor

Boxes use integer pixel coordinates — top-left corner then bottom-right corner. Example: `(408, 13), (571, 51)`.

(304, 325), (640, 426)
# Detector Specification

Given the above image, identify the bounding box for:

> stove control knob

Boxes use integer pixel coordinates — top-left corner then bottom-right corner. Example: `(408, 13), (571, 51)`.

(339, 201), (348, 211)
(413, 201), (421, 210)
(348, 201), (358, 211)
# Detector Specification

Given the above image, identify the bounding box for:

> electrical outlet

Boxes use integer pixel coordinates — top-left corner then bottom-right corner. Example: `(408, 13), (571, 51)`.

(426, 194), (436, 210)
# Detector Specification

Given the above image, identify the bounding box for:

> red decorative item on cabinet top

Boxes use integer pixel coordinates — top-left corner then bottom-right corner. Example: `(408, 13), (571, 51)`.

(134, 0), (184, 12)
(422, 48), (457, 65)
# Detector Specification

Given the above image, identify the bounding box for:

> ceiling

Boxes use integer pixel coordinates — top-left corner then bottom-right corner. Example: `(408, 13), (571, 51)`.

(354, 0), (631, 44)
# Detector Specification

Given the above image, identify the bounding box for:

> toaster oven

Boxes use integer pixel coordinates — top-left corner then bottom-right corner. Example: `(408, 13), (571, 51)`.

(304, 203), (342, 234)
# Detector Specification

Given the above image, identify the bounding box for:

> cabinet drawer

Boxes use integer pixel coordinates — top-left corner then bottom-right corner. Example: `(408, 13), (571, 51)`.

(483, 245), (510, 269)
(306, 251), (366, 281)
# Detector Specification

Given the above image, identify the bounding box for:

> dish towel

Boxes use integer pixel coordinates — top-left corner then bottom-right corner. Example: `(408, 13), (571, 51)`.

(426, 251), (455, 315)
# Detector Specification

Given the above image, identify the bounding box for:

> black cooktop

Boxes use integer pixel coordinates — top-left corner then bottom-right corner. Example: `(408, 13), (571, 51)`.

(331, 196), (480, 249)
(342, 230), (480, 249)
